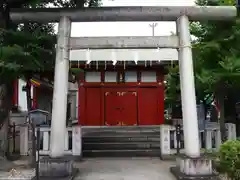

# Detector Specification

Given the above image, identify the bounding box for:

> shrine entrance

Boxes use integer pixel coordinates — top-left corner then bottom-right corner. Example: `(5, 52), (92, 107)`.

(10, 6), (237, 179)
(104, 89), (138, 126)
(77, 68), (164, 126)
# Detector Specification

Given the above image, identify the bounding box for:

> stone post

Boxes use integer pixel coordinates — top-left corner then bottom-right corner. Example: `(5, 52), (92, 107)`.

(170, 15), (218, 180)
(50, 16), (71, 158)
(38, 17), (78, 179)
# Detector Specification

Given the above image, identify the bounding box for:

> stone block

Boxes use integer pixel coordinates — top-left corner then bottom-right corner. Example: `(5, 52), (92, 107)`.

(170, 155), (219, 180)
(39, 157), (73, 177)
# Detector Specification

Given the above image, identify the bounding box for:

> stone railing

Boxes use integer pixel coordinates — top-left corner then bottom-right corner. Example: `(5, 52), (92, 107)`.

(160, 123), (236, 157)
(20, 126), (81, 158)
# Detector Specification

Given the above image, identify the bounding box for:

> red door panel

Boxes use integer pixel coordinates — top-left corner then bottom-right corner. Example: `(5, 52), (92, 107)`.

(85, 88), (102, 126)
(105, 91), (121, 126)
(121, 91), (138, 126)
(138, 88), (160, 125)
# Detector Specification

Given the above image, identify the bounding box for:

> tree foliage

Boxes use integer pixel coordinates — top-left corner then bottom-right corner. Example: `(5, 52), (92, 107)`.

(0, 0), (102, 103)
(0, 0), (101, 156)
(166, 0), (240, 137)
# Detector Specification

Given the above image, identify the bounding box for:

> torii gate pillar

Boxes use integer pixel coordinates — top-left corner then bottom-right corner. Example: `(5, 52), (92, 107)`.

(50, 16), (71, 158)
(177, 15), (200, 158)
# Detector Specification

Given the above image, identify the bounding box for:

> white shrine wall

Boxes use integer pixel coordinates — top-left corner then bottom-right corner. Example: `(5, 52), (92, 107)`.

(17, 79), (33, 112)
(84, 71), (158, 83)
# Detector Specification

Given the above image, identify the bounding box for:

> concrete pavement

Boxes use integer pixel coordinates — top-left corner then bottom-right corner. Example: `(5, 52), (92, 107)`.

(0, 157), (177, 180)
(75, 157), (176, 180)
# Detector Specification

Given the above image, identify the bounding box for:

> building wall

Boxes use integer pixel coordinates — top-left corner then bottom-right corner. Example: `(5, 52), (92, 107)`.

(15, 79), (34, 112)
(79, 70), (164, 126)
(12, 72), (163, 127)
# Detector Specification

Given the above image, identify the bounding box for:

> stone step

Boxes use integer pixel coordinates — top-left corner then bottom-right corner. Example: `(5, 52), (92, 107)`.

(83, 142), (160, 150)
(83, 131), (160, 137)
(82, 149), (161, 157)
(82, 126), (161, 157)
(82, 136), (160, 143)
(82, 125), (160, 132)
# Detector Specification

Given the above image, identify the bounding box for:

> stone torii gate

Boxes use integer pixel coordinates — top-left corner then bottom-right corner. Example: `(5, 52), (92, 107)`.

(11, 6), (237, 179)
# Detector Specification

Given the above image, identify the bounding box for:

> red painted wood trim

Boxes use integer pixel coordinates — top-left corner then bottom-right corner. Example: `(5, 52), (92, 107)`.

(156, 71), (164, 83)
(156, 71), (165, 124)
(12, 79), (19, 107)
(32, 86), (38, 109)
(83, 82), (160, 87)
(79, 72), (85, 83)
(137, 70), (141, 83)
(100, 71), (104, 83)
(158, 86), (164, 124)
(78, 70), (165, 126)
(100, 70), (104, 126)
(100, 87), (104, 125)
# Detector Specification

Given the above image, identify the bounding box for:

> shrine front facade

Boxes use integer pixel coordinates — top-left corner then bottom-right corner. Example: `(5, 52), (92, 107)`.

(12, 64), (165, 126)
(77, 65), (165, 126)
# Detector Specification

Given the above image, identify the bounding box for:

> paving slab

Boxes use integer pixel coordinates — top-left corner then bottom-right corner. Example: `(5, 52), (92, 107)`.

(0, 157), (177, 180)
(0, 168), (35, 179)
(75, 157), (176, 180)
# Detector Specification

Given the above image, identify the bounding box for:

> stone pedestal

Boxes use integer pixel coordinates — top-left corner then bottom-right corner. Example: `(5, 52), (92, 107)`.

(170, 155), (219, 180)
(32, 156), (78, 180)
(39, 157), (73, 177)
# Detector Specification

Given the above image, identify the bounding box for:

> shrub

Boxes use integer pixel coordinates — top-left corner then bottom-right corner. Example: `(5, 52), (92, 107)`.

(218, 140), (240, 179)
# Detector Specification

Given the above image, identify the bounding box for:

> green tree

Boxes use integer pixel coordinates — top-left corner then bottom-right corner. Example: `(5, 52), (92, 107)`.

(166, 0), (240, 140)
(0, 0), (56, 157)
(0, 0), (101, 158)
(192, 0), (240, 140)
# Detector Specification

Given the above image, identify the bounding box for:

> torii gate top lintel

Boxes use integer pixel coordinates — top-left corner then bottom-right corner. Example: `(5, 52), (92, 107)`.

(10, 6), (237, 23)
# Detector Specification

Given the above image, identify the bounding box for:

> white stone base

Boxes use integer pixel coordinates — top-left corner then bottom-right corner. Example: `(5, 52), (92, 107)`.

(177, 156), (213, 176)
(39, 157), (74, 177)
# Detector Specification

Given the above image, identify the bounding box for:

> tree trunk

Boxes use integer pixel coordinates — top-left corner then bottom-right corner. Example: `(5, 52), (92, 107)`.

(0, 83), (11, 158)
(216, 91), (226, 142)
(0, 3), (12, 160)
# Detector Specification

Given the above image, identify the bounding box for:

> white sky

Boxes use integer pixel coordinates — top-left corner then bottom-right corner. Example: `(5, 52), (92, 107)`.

(55, 0), (196, 37)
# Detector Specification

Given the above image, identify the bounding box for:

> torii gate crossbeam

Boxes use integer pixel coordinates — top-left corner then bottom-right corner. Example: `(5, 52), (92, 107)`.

(11, 6), (237, 179)
(10, 6), (236, 22)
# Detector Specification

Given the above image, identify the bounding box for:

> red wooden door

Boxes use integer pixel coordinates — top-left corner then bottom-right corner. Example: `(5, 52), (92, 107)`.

(85, 88), (101, 126)
(138, 88), (160, 125)
(104, 91), (122, 126)
(121, 91), (138, 126)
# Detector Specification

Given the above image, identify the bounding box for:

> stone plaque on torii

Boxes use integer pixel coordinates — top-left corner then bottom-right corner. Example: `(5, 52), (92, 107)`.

(10, 5), (237, 180)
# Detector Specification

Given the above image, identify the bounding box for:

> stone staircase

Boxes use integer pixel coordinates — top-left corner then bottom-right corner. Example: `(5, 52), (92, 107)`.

(82, 126), (161, 157)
